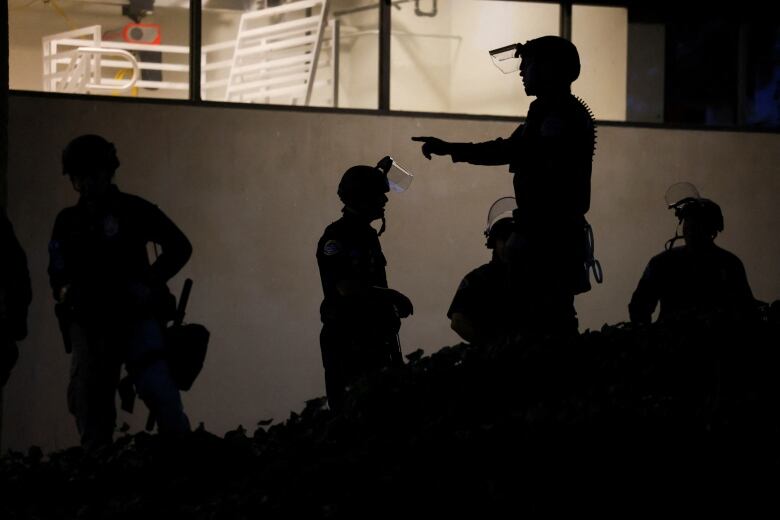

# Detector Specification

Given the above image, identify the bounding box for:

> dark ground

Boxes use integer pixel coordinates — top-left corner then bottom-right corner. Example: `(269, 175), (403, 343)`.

(3, 305), (780, 518)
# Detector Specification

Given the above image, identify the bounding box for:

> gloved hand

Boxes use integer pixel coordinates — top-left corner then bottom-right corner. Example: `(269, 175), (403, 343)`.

(411, 136), (451, 160)
(386, 288), (413, 319)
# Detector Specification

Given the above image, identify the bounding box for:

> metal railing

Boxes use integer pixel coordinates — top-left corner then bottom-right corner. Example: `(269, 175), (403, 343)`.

(43, 25), (190, 95)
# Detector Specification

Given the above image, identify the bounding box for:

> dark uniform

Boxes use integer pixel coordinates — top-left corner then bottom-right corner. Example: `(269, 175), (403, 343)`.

(317, 212), (401, 410)
(448, 260), (513, 344)
(0, 209), (32, 387)
(449, 94), (596, 334)
(629, 245), (755, 324)
(49, 184), (191, 448)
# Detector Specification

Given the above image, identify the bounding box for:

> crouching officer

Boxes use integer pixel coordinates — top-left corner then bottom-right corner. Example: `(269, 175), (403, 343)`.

(448, 198), (515, 345)
(317, 157), (413, 411)
(49, 134), (192, 450)
(629, 186), (756, 325)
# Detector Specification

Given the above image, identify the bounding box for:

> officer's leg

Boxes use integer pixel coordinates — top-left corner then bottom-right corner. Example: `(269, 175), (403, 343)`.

(540, 290), (578, 337)
(504, 232), (539, 337)
(67, 322), (121, 450)
(506, 244), (578, 339)
(126, 319), (190, 434)
(321, 326), (348, 411)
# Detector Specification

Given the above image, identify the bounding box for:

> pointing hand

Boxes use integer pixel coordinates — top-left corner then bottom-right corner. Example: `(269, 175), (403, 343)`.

(412, 136), (450, 160)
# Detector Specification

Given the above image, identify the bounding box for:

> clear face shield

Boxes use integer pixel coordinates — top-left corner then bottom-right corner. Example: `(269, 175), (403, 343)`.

(386, 158), (414, 193)
(665, 182), (701, 212)
(484, 196), (517, 237)
(489, 42), (523, 74)
(371, 157), (414, 236)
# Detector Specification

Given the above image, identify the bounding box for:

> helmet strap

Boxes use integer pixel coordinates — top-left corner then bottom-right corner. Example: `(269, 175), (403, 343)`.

(665, 233), (683, 251)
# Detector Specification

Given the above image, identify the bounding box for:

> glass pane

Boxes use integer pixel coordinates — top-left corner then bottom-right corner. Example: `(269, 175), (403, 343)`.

(571, 4), (629, 122)
(10, 0), (191, 99)
(625, 21), (665, 123)
(743, 24), (780, 128)
(624, 7), (780, 130)
(201, 0), (378, 109)
(331, 0), (379, 109)
(389, 0), (560, 116)
(664, 19), (739, 126)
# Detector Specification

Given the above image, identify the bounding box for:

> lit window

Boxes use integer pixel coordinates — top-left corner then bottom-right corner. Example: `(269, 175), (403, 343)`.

(10, 0), (191, 99)
(390, 0), (560, 116)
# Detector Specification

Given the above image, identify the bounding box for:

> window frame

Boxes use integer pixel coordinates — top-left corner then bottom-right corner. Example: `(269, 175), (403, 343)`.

(7, 0), (779, 134)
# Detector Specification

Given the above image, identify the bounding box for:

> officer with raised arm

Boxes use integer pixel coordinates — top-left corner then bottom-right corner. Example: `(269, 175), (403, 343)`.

(413, 36), (597, 337)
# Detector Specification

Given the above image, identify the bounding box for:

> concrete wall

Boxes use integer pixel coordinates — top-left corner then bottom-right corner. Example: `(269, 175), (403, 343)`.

(4, 93), (780, 451)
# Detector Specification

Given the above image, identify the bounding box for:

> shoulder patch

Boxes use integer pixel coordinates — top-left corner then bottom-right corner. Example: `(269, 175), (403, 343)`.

(323, 240), (342, 256)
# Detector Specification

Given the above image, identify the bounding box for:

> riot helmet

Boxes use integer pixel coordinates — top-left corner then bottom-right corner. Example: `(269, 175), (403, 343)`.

(664, 183), (724, 249)
(520, 36), (580, 84)
(490, 36), (580, 84)
(681, 198), (724, 235)
(62, 134), (120, 179)
(337, 165), (390, 208)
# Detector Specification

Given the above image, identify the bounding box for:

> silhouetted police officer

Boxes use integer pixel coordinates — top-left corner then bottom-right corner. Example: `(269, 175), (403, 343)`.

(317, 158), (413, 411)
(448, 217), (514, 345)
(413, 36), (596, 337)
(49, 134), (192, 450)
(629, 198), (755, 324)
(0, 209), (32, 388)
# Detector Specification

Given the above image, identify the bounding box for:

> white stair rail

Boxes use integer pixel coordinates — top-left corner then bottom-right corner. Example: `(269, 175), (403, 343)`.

(43, 24), (190, 95)
(59, 48), (140, 93)
(43, 25), (101, 92)
(224, 0), (329, 105)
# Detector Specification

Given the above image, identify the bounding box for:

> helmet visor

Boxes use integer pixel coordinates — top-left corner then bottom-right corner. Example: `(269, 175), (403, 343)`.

(387, 158), (414, 193)
(486, 196), (517, 234)
(665, 182), (701, 209)
(489, 43), (522, 74)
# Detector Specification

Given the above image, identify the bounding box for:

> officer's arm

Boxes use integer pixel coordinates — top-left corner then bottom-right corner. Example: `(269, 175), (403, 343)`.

(731, 257), (757, 314)
(335, 279), (363, 297)
(1, 212), (32, 340)
(413, 128), (521, 167)
(447, 274), (483, 342)
(450, 312), (479, 344)
(48, 212), (71, 302)
(336, 282), (413, 318)
(628, 259), (660, 325)
(449, 126), (523, 166)
(146, 205), (192, 283)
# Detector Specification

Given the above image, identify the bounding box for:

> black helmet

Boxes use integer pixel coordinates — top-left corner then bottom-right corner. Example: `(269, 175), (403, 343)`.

(519, 35), (581, 84)
(337, 165), (389, 207)
(62, 134), (120, 178)
(678, 198), (724, 236)
(486, 217), (514, 249)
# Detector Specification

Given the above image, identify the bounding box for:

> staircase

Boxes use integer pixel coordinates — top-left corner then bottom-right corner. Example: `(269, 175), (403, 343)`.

(223, 0), (331, 105)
